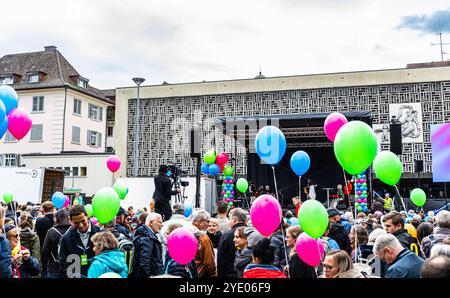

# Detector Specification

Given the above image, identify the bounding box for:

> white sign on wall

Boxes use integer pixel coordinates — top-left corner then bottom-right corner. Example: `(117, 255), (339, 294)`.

(0, 167), (44, 204)
(389, 103), (423, 143)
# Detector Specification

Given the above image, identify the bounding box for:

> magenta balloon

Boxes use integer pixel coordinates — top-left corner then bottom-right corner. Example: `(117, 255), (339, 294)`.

(296, 232), (325, 267)
(7, 107), (32, 140)
(215, 152), (229, 165)
(106, 155), (121, 173)
(168, 227), (198, 265)
(63, 196), (70, 208)
(324, 112), (348, 143)
(90, 217), (99, 225)
(250, 194), (282, 237)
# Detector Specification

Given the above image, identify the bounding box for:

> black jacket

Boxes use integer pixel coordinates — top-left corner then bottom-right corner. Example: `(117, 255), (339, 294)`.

(393, 229), (417, 250)
(270, 231), (287, 270)
(217, 222), (247, 278)
(207, 231), (222, 249)
(328, 222), (352, 255)
(0, 234), (12, 278)
(58, 223), (101, 278)
(35, 213), (54, 248)
(115, 223), (132, 240)
(42, 224), (71, 274)
(234, 248), (253, 278)
(164, 250), (198, 278)
(153, 174), (177, 204)
(289, 254), (317, 278)
(131, 225), (163, 278)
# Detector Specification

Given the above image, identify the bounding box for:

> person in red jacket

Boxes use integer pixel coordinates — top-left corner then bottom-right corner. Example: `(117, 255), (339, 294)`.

(242, 238), (286, 278)
(292, 197), (302, 218)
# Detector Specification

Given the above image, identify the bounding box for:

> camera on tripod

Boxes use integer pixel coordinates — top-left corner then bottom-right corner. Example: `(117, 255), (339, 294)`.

(166, 164), (187, 179)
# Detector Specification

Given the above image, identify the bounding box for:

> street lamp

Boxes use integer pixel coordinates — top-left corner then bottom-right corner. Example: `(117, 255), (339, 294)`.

(132, 77), (145, 177)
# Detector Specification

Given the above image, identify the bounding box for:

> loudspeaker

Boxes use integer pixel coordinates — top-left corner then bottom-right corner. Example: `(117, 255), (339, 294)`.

(189, 126), (201, 157)
(415, 160), (423, 173)
(389, 124), (402, 155)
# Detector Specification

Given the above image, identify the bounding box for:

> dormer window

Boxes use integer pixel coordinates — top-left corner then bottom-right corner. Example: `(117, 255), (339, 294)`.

(28, 73), (39, 83)
(78, 78), (88, 88)
(0, 75), (13, 85)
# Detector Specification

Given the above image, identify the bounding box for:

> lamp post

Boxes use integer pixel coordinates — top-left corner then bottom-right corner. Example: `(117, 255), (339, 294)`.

(132, 77), (145, 177)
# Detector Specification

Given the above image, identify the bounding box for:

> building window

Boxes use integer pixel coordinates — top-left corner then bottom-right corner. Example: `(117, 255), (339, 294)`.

(73, 98), (82, 115)
(28, 73), (39, 83)
(72, 167), (79, 177)
(88, 104), (103, 121)
(107, 126), (114, 137)
(72, 126), (80, 144)
(30, 124), (43, 141)
(64, 167), (71, 176)
(5, 154), (18, 167)
(80, 167), (87, 177)
(32, 96), (44, 112)
(0, 76), (13, 85)
(4, 131), (17, 142)
(78, 79), (88, 89)
(87, 130), (102, 147)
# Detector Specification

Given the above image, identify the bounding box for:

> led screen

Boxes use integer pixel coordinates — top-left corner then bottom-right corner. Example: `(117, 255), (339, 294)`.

(431, 123), (450, 182)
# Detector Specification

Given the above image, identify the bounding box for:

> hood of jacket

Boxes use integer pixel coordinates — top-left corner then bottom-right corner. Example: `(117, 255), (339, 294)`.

(329, 222), (345, 234)
(20, 227), (38, 242)
(92, 250), (128, 274)
(134, 224), (159, 241)
(235, 248), (253, 269)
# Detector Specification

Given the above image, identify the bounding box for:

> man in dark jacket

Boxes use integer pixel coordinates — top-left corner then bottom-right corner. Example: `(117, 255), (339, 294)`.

(131, 212), (164, 278)
(115, 207), (132, 240)
(270, 228), (287, 270)
(153, 165), (180, 221)
(382, 211), (418, 251)
(217, 208), (247, 278)
(42, 209), (71, 278)
(58, 205), (100, 278)
(373, 233), (424, 278)
(0, 206), (12, 278)
(35, 201), (55, 249)
(327, 209), (352, 255)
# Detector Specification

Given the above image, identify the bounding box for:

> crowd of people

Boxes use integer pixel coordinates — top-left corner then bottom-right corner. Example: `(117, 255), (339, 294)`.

(1, 193), (450, 279)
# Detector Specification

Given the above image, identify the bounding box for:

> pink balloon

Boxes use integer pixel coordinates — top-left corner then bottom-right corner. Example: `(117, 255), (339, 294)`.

(231, 191), (235, 195)
(106, 155), (121, 173)
(215, 153), (229, 166)
(168, 227), (198, 265)
(63, 196), (70, 208)
(324, 112), (348, 143)
(296, 232), (325, 267)
(7, 107), (32, 140)
(250, 194), (282, 237)
(90, 217), (99, 226)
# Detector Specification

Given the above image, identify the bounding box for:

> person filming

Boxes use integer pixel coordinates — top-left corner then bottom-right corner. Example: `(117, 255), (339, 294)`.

(153, 165), (180, 221)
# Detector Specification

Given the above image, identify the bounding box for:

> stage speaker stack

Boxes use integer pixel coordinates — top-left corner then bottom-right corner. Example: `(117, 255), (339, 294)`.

(389, 123), (402, 155)
(189, 126), (201, 158)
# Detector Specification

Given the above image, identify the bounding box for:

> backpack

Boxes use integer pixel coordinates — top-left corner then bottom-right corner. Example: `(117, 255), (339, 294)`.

(425, 234), (444, 257)
(49, 227), (64, 263)
(117, 234), (134, 275)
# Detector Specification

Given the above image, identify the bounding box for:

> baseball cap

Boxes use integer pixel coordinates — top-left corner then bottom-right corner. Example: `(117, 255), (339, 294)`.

(327, 208), (344, 217)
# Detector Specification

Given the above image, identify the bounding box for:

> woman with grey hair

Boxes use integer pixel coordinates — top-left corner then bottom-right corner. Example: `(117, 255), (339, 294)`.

(368, 228), (386, 245)
(430, 242), (450, 258)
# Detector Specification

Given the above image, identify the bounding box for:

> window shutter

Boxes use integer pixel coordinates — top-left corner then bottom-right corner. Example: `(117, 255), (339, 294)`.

(40, 97), (44, 111)
(98, 132), (102, 147)
(87, 130), (91, 145)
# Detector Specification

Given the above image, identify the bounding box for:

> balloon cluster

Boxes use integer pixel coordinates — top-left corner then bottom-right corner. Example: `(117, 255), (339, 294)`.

(354, 172), (368, 213)
(201, 150), (228, 176)
(0, 86), (33, 141)
(221, 166), (235, 209)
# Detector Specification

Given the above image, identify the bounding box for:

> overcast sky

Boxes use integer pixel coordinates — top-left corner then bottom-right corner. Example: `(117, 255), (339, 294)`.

(1, 0), (449, 89)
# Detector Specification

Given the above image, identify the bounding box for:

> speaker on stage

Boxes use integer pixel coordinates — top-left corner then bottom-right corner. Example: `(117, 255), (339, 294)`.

(389, 123), (402, 155)
(189, 126), (201, 157)
(415, 160), (423, 173)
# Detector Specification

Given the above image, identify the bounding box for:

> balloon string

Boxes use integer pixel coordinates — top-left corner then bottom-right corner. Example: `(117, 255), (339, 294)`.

(272, 165), (291, 278)
(394, 185), (407, 211)
(299, 176), (301, 202)
(353, 175), (359, 263)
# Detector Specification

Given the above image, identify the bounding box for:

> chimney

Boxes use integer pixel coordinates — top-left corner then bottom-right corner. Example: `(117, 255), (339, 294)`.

(44, 46), (57, 52)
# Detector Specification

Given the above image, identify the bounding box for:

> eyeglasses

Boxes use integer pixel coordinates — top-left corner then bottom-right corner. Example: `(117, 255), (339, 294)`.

(323, 264), (335, 271)
(10, 234), (19, 238)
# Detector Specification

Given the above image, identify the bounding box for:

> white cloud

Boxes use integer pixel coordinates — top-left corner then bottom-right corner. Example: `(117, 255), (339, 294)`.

(1, 0), (449, 89)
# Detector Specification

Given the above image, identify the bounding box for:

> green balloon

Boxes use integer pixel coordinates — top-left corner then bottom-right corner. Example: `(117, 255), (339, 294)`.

(223, 166), (234, 176)
(204, 150), (217, 164)
(226, 191), (231, 195)
(373, 151), (402, 186)
(236, 178), (249, 193)
(410, 188), (426, 207)
(298, 200), (329, 239)
(92, 187), (121, 224)
(333, 121), (378, 175)
(223, 194), (228, 198)
(113, 182), (128, 200)
(228, 202), (233, 206)
(2, 192), (13, 204)
(85, 204), (94, 218)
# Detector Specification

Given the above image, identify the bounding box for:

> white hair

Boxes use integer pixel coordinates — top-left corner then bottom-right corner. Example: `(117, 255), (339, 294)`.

(373, 233), (402, 254)
(145, 212), (162, 225)
(436, 211), (450, 228)
(428, 211), (435, 217)
(368, 228), (386, 245)
(430, 243), (450, 258)
(191, 209), (210, 223)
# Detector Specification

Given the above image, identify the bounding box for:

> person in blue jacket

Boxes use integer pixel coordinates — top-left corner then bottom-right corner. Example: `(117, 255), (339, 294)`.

(0, 207), (12, 278)
(88, 231), (128, 278)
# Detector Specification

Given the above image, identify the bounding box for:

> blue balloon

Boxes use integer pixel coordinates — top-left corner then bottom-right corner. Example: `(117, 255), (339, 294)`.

(52, 191), (66, 209)
(289, 218), (299, 226)
(0, 116), (7, 140)
(255, 126), (286, 165)
(184, 205), (193, 217)
(0, 85), (18, 115)
(290, 150), (311, 176)
(201, 163), (210, 175)
(0, 101), (5, 123)
(209, 164), (220, 175)
(229, 195), (233, 199)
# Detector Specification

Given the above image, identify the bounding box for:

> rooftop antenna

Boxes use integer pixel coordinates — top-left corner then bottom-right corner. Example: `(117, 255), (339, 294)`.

(430, 17), (450, 61)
